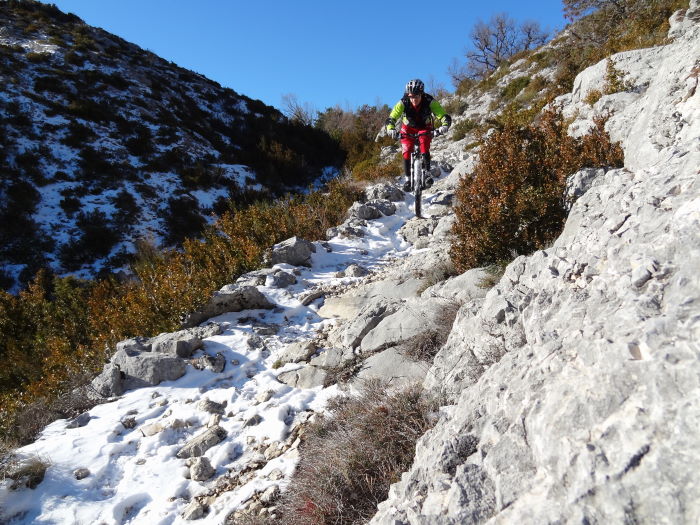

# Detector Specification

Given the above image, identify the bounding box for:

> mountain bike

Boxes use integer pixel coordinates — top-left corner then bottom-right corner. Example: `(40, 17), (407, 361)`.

(399, 130), (436, 218)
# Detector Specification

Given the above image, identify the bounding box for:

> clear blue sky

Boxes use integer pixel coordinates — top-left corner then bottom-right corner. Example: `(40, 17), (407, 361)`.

(50, 0), (566, 112)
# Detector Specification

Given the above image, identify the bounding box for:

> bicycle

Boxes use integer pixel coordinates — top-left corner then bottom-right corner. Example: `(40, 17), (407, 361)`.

(398, 130), (436, 218)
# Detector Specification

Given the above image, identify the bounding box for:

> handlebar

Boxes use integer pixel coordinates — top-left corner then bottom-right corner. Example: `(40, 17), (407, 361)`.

(396, 130), (438, 140)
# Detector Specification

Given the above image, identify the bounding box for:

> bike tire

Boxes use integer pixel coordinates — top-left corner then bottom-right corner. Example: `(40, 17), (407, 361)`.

(413, 156), (423, 218)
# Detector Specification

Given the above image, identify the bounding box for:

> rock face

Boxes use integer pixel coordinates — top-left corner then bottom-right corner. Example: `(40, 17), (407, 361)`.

(371, 8), (700, 524)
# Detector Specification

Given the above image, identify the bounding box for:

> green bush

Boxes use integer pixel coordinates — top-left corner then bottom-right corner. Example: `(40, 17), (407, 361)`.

(451, 118), (479, 141)
(501, 76), (531, 100)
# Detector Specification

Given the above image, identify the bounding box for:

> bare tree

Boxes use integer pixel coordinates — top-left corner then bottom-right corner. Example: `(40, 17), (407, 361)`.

(426, 75), (449, 98)
(464, 13), (549, 79)
(562, 0), (628, 21)
(280, 93), (317, 126)
(447, 57), (470, 87)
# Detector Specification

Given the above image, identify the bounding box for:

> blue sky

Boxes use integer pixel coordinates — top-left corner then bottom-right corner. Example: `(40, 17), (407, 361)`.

(51, 0), (566, 112)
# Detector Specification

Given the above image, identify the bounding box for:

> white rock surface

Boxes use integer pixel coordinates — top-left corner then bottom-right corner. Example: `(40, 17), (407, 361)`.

(372, 6), (700, 524)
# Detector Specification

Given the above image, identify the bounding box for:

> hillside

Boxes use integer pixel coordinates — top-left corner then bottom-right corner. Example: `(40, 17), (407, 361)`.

(0, 1), (343, 291)
(1, 0), (699, 524)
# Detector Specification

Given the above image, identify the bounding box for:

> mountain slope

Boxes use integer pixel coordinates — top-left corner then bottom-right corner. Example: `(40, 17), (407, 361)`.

(0, 1), (343, 290)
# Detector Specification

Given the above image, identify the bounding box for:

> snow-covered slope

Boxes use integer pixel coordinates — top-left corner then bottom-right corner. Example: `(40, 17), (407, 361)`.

(0, 2), (342, 290)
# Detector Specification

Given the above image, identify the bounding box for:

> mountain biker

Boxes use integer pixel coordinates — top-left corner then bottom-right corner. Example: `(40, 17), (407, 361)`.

(386, 79), (451, 192)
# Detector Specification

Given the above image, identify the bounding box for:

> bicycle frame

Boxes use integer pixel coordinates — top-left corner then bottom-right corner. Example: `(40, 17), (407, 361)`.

(399, 131), (433, 218)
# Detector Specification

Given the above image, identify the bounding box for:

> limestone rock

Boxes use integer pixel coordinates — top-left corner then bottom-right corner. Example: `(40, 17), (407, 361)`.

(365, 182), (404, 202)
(181, 286), (274, 328)
(189, 457), (215, 481)
(176, 426), (227, 459)
(182, 499), (208, 520)
(266, 269), (297, 288)
(277, 366), (327, 389)
(112, 349), (187, 391)
(268, 236), (316, 267)
(73, 468), (90, 480)
(276, 340), (317, 365)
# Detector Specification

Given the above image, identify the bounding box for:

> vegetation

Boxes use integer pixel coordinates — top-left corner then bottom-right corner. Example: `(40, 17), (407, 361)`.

(271, 382), (438, 525)
(0, 177), (361, 444)
(450, 107), (624, 271)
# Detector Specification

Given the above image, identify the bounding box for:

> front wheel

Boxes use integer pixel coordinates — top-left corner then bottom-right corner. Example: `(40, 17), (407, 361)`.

(413, 156), (423, 217)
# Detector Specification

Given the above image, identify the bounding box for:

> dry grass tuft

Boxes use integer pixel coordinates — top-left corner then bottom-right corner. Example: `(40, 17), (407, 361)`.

(272, 381), (438, 525)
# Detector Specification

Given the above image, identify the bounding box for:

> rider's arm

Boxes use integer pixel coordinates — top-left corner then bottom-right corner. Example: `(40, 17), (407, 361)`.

(386, 100), (405, 130)
(429, 99), (452, 128)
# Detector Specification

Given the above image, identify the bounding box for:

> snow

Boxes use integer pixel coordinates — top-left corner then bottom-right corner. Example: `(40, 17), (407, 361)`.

(0, 178), (447, 524)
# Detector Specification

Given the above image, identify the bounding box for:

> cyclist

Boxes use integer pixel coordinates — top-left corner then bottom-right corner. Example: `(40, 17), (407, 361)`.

(386, 79), (451, 191)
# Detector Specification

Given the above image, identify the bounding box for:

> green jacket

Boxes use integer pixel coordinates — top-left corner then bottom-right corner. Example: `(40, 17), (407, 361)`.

(386, 93), (451, 130)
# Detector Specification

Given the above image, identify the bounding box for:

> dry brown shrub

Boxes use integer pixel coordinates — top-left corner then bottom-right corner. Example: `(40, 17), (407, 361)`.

(400, 301), (461, 363)
(273, 381), (437, 525)
(450, 107), (623, 272)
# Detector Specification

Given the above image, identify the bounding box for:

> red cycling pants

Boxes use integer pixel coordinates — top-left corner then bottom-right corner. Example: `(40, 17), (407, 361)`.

(400, 124), (432, 160)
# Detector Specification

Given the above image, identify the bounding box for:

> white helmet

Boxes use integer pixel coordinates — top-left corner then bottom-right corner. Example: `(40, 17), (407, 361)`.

(405, 79), (424, 95)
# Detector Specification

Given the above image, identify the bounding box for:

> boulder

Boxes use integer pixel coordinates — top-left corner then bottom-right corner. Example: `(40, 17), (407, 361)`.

(309, 347), (355, 369)
(189, 457), (216, 481)
(190, 352), (226, 373)
(277, 366), (327, 389)
(116, 337), (151, 353)
(197, 399), (226, 415)
(266, 269), (297, 288)
(420, 267), (490, 304)
(398, 217), (439, 245)
(151, 330), (203, 358)
(329, 297), (402, 350)
(360, 298), (448, 354)
(182, 499), (208, 520)
(348, 201), (382, 221)
(181, 286), (274, 328)
(276, 340), (317, 365)
(112, 349), (187, 391)
(73, 468), (90, 480)
(365, 199), (397, 216)
(352, 347), (428, 389)
(365, 182), (404, 202)
(326, 222), (366, 239)
(236, 268), (275, 287)
(268, 236), (316, 267)
(342, 264), (368, 278)
(66, 412), (91, 429)
(90, 362), (124, 398)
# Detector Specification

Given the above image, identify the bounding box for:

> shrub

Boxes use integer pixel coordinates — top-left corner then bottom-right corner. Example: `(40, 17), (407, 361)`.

(451, 118), (479, 141)
(273, 381), (438, 525)
(0, 173), (360, 445)
(61, 120), (96, 148)
(603, 57), (633, 94)
(584, 89), (603, 105)
(501, 75), (531, 100)
(442, 96), (469, 116)
(2, 454), (50, 490)
(59, 196), (81, 216)
(163, 195), (207, 246)
(351, 154), (402, 182)
(25, 52), (51, 64)
(58, 210), (120, 270)
(450, 107), (623, 271)
(400, 301), (460, 363)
